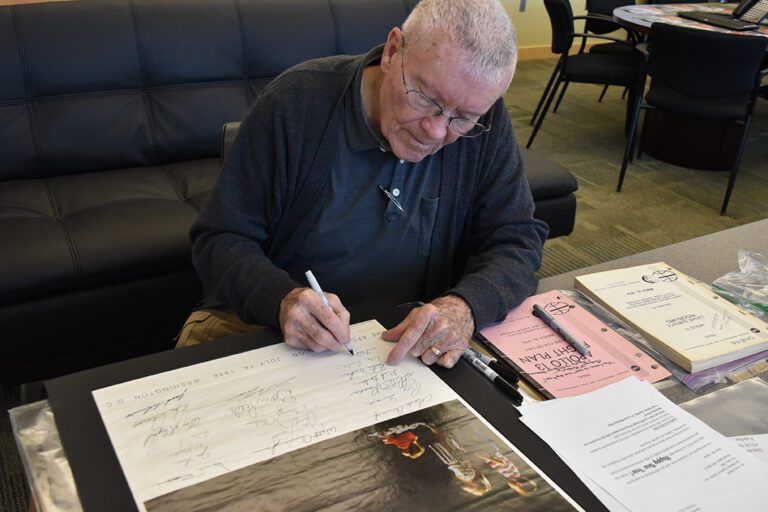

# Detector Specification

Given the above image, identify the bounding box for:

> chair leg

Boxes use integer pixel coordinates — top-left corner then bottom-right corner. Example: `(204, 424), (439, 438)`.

(527, 76), (563, 149)
(624, 87), (636, 136)
(720, 115), (754, 215)
(530, 59), (561, 126)
(618, 99), (644, 192)
(637, 107), (651, 161)
(598, 84), (609, 103)
(553, 80), (570, 113)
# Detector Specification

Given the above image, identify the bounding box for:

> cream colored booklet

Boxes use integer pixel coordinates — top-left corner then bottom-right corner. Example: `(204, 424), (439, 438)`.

(574, 262), (768, 372)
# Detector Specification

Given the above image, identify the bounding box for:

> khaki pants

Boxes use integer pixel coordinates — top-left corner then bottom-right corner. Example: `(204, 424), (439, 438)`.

(175, 309), (266, 348)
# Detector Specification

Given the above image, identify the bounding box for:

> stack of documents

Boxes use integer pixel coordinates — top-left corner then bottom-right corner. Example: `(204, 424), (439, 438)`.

(574, 262), (768, 373)
(479, 290), (670, 398)
(520, 377), (768, 512)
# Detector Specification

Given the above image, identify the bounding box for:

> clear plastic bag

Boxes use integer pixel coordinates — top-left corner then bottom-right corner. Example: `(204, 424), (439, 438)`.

(713, 250), (768, 321)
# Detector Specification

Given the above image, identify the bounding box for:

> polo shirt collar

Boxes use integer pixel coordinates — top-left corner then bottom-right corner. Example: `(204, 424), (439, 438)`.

(346, 44), (391, 153)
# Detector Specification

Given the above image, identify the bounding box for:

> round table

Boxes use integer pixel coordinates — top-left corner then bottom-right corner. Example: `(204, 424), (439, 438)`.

(611, 3), (768, 171)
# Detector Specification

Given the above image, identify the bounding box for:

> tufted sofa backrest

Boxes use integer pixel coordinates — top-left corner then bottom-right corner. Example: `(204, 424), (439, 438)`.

(0, 0), (418, 181)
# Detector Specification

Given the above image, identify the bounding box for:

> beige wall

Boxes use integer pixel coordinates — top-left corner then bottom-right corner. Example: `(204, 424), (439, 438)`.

(501, 0), (589, 60)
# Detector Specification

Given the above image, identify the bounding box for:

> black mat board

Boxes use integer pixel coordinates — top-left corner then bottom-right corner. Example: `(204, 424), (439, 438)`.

(45, 299), (604, 511)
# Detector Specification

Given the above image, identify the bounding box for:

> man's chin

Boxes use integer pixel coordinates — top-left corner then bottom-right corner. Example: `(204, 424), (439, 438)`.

(395, 142), (440, 163)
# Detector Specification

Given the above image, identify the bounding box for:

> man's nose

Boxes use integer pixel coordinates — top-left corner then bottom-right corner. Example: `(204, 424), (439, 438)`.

(419, 114), (450, 141)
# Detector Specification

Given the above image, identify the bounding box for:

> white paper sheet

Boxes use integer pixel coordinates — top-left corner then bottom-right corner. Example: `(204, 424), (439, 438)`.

(93, 320), (578, 511)
(520, 377), (768, 512)
(732, 434), (768, 465)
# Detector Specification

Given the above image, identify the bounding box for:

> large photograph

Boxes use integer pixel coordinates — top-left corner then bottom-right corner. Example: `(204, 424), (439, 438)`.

(146, 400), (574, 511)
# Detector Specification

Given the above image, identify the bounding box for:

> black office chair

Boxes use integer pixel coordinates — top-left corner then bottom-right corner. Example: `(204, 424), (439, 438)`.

(582, 0), (636, 56)
(618, 23), (768, 215)
(582, 0), (637, 102)
(527, 0), (645, 148)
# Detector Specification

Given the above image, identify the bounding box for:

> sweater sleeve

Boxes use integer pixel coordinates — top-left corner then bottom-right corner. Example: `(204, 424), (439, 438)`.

(447, 99), (549, 331)
(190, 72), (330, 326)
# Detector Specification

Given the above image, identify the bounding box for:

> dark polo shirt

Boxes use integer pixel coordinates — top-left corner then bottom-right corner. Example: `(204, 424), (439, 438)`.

(284, 47), (442, 305)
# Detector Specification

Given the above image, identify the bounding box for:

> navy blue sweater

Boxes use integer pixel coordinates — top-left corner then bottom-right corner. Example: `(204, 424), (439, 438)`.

(191, 50), (548, 331)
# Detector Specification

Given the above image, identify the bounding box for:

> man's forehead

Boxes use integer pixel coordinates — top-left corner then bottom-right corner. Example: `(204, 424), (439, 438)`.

(407, 58), (507, 115)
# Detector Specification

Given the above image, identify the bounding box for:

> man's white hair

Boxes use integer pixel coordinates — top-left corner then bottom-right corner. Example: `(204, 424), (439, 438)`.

(402, 0), (517, 86)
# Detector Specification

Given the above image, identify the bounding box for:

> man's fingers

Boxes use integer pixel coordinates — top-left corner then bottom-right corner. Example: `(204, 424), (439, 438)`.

(438, 350), (462, 368)
(324, 293), (351, 346)
(283, 331), (324, 352)
(279, 287), (350, 353)
(386, 308), (434, 364)
(421, 347), (462, 368)
(386, 298), (473, 366)
(382, 322), (407, 342)
(282, 311), (327, 352)
(409, 316), (454, 358)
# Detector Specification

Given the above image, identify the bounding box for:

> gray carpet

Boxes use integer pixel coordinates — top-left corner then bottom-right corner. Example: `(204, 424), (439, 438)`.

(506, 59), (768, 278)
(1, 57), (767, 512)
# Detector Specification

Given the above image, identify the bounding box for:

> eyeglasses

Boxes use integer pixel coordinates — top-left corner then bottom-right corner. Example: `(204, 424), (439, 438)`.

(400, 35), (491, 139)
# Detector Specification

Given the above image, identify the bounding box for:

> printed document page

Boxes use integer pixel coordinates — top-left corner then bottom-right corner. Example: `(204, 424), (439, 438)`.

(574, 263), (768, 372)
(93, 320), (579, 512)
(93, 320), (453, 509)
(520, 377), (768, 512)
(480, 290), (669, 398)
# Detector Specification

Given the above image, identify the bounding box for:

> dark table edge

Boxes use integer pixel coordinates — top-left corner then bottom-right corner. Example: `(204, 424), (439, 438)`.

(45, 298), (604, 511)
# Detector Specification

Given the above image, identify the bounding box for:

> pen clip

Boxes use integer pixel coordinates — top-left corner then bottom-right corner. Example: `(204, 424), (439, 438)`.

(378, 185), (405, 213)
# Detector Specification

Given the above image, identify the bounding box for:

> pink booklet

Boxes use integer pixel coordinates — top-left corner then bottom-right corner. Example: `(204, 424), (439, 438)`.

(479, 290), (670, 398)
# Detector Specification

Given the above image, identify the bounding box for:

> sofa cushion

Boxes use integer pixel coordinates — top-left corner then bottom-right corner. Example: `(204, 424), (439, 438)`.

(0, 0), (577, 389)
(0, 160), (218, 304)
(520, 147), (578, 201)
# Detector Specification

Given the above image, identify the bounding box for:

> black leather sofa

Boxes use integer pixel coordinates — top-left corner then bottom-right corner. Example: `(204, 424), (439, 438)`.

(0, 0), (577, 387)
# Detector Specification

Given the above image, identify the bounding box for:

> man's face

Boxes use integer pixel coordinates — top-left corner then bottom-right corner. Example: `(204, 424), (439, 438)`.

(377, 28), (510, 163)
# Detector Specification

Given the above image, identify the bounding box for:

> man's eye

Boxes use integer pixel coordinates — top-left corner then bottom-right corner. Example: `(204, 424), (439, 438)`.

(413, 93), (436, 109)
(452, 118), (473, 131)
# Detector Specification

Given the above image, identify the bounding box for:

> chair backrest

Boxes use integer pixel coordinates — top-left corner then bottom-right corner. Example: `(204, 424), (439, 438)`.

(648, 23), (767, 100)
(585, 0), (634, 35)
(544, 0), (575, 55)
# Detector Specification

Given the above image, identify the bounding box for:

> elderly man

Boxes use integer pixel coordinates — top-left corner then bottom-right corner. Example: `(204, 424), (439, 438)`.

(178, 0), (548, 368)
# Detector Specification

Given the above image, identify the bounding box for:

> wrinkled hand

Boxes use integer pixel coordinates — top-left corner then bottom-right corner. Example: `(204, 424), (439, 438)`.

(383, 295), (475, 368)
(279, 287), (351, 352)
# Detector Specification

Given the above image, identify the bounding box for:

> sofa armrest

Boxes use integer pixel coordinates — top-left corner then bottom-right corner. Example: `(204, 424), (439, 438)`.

(220, 121), (243, 166)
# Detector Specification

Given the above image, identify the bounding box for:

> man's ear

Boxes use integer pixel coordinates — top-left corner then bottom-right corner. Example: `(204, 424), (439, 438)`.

(380, 27), (402, 73)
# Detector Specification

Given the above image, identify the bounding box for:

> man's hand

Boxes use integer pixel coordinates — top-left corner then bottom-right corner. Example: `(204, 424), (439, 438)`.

(383, 295), (475, 368)
(279, 287), (351, 352)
